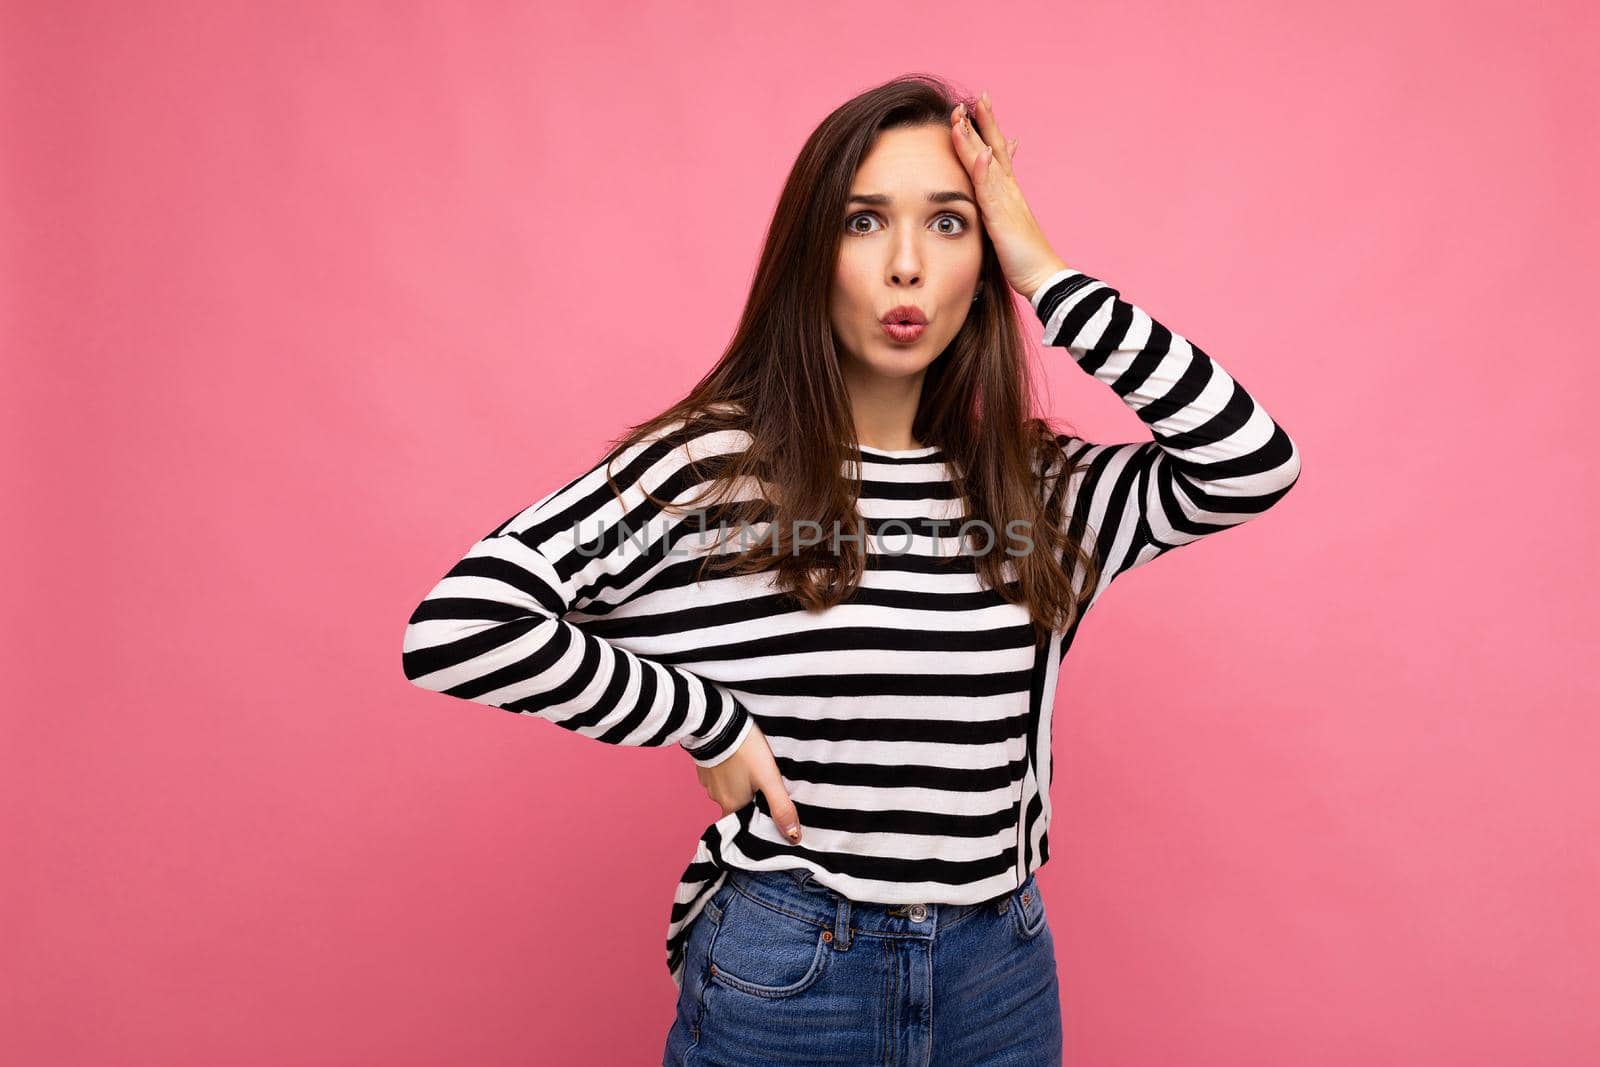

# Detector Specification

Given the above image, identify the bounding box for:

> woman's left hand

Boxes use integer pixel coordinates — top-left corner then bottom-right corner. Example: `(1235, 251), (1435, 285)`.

(950, 91), (1071, 304)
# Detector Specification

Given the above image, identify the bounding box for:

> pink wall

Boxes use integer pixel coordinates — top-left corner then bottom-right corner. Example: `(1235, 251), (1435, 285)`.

(5, 1), (1596, 1064)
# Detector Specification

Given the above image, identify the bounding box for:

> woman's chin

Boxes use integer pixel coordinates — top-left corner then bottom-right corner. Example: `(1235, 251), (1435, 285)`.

(853, 355), (935, 381)
(852, 338), (939, 373)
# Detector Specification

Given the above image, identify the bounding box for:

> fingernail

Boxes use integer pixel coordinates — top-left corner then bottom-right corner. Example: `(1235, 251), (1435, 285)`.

(981, 89), (990, 108)
(786, 826), (801, 840)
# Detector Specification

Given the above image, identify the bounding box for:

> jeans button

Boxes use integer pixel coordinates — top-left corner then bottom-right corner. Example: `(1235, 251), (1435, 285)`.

(908, 903), (927, 922)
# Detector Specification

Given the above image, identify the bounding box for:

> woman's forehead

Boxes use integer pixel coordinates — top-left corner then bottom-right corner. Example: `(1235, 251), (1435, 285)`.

(853, 129), (972, 199)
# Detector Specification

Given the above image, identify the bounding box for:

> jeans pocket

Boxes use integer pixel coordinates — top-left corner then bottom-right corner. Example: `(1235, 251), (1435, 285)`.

(706, 889), (832, 999)
(1009, 874), (1048, 941)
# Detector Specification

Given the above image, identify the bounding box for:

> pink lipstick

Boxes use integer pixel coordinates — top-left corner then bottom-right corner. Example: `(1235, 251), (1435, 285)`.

(881, 321), (927, 343)
(879, 304), (928, 344)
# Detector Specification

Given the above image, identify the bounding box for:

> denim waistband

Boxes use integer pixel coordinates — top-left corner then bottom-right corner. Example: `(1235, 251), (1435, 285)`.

(722, 866), (1035, 952)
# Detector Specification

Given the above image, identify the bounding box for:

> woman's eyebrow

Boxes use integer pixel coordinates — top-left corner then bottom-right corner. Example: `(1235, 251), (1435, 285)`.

(847, 191), (977, 209)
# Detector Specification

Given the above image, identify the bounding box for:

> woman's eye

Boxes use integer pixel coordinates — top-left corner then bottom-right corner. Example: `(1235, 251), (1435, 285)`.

(845, 211), (968, 236)
(846, 212), (880, 235)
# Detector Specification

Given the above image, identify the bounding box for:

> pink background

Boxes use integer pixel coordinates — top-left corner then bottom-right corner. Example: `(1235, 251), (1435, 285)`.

(6, 1), (1597, 1064)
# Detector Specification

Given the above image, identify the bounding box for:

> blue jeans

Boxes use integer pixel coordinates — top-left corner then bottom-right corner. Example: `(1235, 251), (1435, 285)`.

(662, 867), (1062, 1065)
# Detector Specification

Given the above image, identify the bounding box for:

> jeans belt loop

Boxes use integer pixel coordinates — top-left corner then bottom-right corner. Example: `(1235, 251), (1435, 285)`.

(833, 895), (852, 951)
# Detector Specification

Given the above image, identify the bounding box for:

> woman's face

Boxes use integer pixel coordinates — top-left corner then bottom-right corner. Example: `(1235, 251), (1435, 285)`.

(830, 122), (984, 384)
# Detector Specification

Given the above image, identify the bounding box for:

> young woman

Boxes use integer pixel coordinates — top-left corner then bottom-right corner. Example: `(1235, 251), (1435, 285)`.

(402, 75), (1301, 1065)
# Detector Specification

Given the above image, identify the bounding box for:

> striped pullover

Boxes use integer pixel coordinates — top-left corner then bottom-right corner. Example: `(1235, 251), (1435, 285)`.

(400, 267), (1303, 989)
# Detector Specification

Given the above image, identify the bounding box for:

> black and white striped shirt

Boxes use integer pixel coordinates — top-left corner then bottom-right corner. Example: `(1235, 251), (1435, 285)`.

(401, 268), (1302, 989)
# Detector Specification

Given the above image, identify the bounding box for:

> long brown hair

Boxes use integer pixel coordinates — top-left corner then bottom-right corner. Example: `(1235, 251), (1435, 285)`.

(598, 73), (1100, 644)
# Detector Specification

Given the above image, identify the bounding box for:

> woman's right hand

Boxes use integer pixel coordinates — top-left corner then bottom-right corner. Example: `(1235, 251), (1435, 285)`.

(694, 719), (803, 843)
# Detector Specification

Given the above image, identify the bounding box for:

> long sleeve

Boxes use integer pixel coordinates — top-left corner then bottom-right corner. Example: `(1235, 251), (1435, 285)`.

(400, 431), (756, 768)
(1030, 267), (1302, 597)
